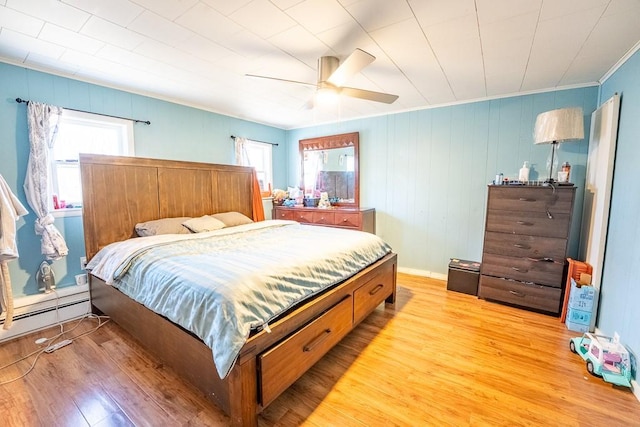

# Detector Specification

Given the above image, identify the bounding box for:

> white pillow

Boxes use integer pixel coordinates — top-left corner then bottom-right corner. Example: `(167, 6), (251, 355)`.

(182, 216), (226, 233)
(211, 211), (254, 227)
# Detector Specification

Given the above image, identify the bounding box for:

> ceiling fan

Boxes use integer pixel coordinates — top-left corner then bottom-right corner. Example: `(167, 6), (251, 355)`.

(247, 48), (398, 105)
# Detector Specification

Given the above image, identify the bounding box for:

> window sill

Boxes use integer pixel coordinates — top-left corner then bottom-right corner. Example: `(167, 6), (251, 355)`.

(51, 208), (82, 218)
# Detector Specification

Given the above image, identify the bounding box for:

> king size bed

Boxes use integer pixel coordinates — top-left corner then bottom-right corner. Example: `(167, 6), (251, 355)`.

(80, 154), (397, 426)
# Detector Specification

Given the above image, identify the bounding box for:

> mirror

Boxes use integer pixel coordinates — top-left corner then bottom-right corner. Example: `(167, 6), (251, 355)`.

(299, 132), (359, 207)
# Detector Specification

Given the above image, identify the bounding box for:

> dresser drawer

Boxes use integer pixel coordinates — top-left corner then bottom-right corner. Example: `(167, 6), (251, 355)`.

(273, 208), (294, 220)
(486, 210), (571, 238)
(353, 261), (395, 324)
(293, 211), (313, 223)
(481, 253), (565, 288)
(334, 212), (361, 228)
(478, 275), (562, 313)
(483, 231), (567, 262)
(312, 211), (335, 225)
(488, 187), (574, 214)
(259, 296), (353, 407)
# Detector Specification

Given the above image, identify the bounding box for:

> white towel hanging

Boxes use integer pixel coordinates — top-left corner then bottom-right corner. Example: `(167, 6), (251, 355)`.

(0, 173), (28, 329)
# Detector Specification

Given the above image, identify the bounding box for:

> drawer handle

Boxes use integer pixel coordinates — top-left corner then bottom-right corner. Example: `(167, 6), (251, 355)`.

(518, 198), (536, 202)
(511, 267), (528, 273)
(527, 257), (559, 264)
(303, 329), (331, 352)
(509, 290), (525, 297)
(516, 221), (533, 226)
(343, 218), (348, 222)
(369, 284), (384, 296)
(513, 244), (531, 249)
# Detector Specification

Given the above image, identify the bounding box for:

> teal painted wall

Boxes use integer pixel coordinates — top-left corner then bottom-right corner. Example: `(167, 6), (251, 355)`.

(288, 87), (599, 276)
(0, 62), (286, 298)
(599, 49), (640, 364)
(1, 59), (603, 325)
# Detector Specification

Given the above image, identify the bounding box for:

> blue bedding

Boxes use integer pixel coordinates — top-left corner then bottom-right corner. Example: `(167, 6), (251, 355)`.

(87, 220), (391, 378)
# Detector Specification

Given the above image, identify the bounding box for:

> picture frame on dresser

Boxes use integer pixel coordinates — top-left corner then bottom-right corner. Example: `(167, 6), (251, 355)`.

(478, 184), (576, 315)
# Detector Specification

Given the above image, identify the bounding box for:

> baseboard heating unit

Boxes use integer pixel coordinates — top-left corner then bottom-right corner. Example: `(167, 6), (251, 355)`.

(0, 284), (90, 343)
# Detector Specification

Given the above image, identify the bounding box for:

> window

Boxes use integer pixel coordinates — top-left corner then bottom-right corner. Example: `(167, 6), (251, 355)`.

(237, 139), (272, 193)
(51, 110), (134, 213)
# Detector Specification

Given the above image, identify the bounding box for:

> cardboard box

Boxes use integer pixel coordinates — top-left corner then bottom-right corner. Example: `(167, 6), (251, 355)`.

(566, 278), (597, 332)
(568, 278), (596, 311)
(447, 259), (480, 295)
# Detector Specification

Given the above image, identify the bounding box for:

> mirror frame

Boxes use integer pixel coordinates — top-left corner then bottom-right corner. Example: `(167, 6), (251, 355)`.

(299, 132), (359, 208)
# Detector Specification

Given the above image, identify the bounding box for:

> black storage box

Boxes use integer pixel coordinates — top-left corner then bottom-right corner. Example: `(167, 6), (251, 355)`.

(447, 259), (481, 295)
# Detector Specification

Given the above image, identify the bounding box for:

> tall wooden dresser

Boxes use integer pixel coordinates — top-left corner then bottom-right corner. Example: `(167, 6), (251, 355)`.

(479, 185), (576, 314)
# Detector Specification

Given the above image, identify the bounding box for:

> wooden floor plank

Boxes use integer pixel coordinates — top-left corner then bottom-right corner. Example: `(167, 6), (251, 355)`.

(1, 273), (639, 426)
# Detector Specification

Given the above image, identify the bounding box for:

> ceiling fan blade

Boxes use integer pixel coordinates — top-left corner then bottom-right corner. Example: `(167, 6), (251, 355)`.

(245, 74), (316, 87)
(327, 48), (375, 86)
(340, 86), (398, 104)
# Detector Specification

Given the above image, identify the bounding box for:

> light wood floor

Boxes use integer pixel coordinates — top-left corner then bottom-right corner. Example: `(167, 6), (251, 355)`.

(1, 273), (639, 426)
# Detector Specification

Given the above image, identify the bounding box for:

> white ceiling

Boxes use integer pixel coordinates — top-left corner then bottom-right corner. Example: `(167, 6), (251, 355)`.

(1, 0), (639, 130)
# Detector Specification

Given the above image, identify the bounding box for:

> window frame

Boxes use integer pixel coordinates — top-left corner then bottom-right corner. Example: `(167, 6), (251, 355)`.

(241, 139), (273, 195)
(51, 109), (134, 217)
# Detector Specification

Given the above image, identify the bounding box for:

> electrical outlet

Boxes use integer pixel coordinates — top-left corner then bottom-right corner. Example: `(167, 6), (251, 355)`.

(80, 256), (87, 270)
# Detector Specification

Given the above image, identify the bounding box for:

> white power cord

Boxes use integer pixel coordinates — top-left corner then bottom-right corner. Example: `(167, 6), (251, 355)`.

(0, 312), (110, 385)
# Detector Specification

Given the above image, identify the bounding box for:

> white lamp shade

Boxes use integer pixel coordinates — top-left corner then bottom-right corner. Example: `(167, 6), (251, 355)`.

(534, 107), (584, 144)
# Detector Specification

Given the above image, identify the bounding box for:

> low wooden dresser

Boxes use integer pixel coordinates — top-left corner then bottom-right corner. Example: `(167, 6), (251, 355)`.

(479, 185), (576, 314)
(272, 206), (375, 233)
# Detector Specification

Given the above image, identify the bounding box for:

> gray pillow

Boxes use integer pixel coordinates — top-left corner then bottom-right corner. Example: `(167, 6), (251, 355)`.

(135, 217), (192, 236)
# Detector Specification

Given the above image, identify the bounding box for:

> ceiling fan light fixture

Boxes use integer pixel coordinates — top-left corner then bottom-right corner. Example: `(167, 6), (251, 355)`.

(315, 86), (339, 105)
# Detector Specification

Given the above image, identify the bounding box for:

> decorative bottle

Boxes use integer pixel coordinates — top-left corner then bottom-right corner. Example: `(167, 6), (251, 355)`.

(518, 161), (530, 182)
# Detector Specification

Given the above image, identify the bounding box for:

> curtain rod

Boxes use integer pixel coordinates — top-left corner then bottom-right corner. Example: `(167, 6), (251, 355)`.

(15, 98), (151, 125)
(230, 135), (278, 146)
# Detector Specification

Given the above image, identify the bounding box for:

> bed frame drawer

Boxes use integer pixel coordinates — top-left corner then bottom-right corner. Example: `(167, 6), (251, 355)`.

(259, 296), (353, 407)
(353, 262), (395, 324)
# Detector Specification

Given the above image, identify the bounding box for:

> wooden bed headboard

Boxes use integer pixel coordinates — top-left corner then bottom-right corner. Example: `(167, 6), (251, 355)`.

(80, 154), (256, 261)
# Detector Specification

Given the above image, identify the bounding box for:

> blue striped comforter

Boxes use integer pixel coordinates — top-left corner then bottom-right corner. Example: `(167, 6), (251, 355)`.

(87, 220), (391, 378)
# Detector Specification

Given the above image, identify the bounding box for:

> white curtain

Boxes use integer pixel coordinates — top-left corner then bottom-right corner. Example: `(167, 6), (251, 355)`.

(234, 137), (250, 166)
(23, 102), (69, 260)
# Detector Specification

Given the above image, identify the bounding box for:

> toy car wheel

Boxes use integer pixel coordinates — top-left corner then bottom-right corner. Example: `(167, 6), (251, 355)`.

(569, 341), (577, 353)
(586, 360), (601, 377)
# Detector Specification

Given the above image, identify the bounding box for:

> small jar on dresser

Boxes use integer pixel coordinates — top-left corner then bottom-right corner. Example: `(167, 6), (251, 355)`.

(272, 206), (376, 233)
(478, 185), (576, 315)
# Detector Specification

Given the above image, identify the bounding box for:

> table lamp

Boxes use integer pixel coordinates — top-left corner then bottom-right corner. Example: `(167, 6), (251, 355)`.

(533, 107), (584, 183)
